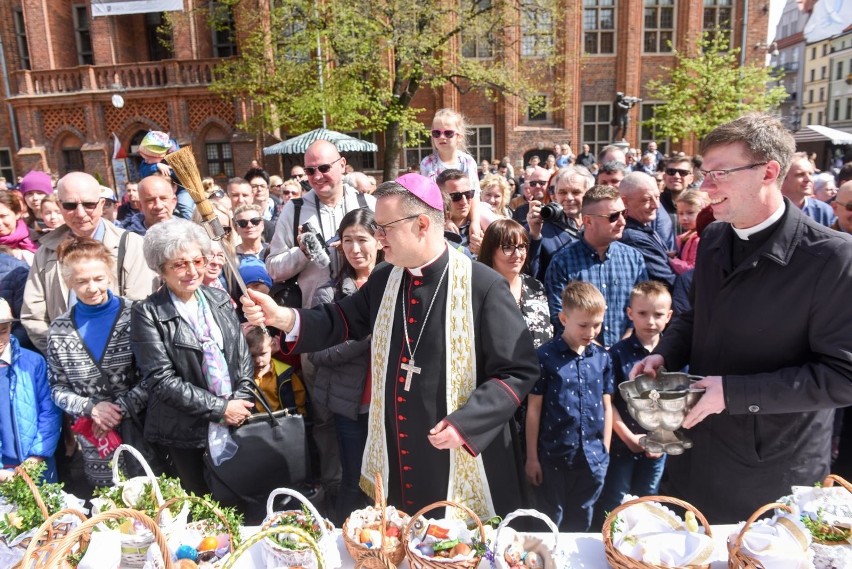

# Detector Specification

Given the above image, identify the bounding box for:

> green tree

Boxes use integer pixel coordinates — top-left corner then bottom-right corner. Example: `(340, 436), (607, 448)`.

(644, 30), (788, 143)
(209, 0), (559, 177)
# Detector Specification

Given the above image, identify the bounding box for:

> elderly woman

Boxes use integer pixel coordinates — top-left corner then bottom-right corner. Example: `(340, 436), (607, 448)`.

(130, 218), (254, 496)
(46, 237), (150, 487)
(479, 219), (552, 349)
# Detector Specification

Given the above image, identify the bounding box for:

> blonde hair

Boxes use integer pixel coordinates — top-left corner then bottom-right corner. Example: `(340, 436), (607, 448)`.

(431, 108), (470, 152)
(480, 174), (510, 214)
(676, 190), (708, 209)
(561, 281), (606, 314)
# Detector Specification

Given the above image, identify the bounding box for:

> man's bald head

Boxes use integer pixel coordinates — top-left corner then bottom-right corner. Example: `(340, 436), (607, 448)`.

(138, 175), (177, 227)
(304, 140), (346, 204)
(524, 166), (551, 201)
(619, 171), (658, 198)
(57, 172), (104, 237)
(619, 172), (660, 225)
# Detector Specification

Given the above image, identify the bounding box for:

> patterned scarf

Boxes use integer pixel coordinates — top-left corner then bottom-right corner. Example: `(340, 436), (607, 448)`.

(173, 290), (231, 397)
(361, 246), (494, 519)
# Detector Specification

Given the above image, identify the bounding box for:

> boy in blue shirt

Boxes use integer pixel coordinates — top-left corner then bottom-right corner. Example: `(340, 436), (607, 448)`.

(525, 281), (613, 531)
(596, 281), (672, 522)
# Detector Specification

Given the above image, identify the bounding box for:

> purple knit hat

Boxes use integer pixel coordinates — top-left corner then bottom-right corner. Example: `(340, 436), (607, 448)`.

(19, 171), (53, 195)
(395, 173), (443, 211)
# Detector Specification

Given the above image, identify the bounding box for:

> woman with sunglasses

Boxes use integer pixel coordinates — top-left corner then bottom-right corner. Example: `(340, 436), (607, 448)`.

(478, 219), (552, 349)
(234, 204), (268, 262)
(130, 218), (255, 500)
(0, 190), (38, 265)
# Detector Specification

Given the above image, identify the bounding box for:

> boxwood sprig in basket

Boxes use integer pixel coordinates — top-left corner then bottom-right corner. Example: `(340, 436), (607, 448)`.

(268, 504), (323, 550)
(186, 493), (245, 547)
(802, 507), (852, 543)
(92, 473), (186, 525)
(0, 461), (64, 540)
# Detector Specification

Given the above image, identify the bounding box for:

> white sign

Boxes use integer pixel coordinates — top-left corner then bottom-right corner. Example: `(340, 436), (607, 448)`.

(91, 0), (184, 17)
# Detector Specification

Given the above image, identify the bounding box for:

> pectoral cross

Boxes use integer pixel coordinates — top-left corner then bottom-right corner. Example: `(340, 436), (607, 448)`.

(401, 359), (421, 392)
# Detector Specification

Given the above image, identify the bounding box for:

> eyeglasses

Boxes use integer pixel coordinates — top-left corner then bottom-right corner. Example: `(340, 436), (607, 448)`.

(282, 190), (296, 196)
(501, 244), (528, 256)
(375, 214), (422, 236)
(665, 168), (692, 177)
(699, 162), (768, 184)
(209, 189), (226, 200)
(449, 190), (474, 202)
(527, 180), (548, 188)
(60, 199), (102, 212)
(271, 184), (282, 189)
(165, 256), (208, 273)
(587, 210), (626, 223)
(250, 183), (268, 190)
(304, 156), (343, 176)
(834, 200), (852, 212)
(235, 217), (263, 228)
(431, 130), (456, 139)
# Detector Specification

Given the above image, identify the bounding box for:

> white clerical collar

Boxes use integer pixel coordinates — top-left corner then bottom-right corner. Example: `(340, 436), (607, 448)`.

(732, 202), (786, 241)
(407, 244), (448, 277)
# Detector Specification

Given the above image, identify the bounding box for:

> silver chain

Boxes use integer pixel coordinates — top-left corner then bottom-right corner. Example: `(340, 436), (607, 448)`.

(401, 263), (449, 360)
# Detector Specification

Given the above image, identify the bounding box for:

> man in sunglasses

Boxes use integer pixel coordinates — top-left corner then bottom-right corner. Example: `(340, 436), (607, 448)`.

(21, 172), (158, 352)
(437, 169), (477, 253)
(266, 139), (375, 503)
(511, 166), (549, 224)
(544, 185), (648, 347)
(831, 181), (852, 234)
(632, 112), (852, 523)
(120, 175), (177, 236)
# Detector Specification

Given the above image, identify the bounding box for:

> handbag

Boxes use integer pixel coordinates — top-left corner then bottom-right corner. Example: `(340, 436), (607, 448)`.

(203, 379), (308, 510)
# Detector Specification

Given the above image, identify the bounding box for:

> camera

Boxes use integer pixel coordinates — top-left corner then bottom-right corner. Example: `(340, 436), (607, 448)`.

(539, 202), (562, 221)
(300, 223), (330, 268)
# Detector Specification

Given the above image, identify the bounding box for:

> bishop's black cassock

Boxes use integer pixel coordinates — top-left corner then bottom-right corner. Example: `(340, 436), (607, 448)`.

(287, 248), (539, 516)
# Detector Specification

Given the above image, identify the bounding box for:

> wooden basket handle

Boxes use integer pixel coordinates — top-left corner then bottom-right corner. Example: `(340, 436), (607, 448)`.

(13, 466), (49, 520)
(18, 508), (87, 569)
(402, 500), (486, 551)
(823, 474), (852, 493)
(155, 495), (236, 553)
(43, 508), (174, 569)
(602, 494), (713, 544)
(728, 502), (792, 561)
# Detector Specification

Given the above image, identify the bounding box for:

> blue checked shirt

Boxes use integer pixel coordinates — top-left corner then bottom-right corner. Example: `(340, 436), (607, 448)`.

(532, 338), (614, 475)
(544, 235), (648, 347)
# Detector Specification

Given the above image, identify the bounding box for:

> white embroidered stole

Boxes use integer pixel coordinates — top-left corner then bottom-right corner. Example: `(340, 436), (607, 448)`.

(360, 246), (495, 519)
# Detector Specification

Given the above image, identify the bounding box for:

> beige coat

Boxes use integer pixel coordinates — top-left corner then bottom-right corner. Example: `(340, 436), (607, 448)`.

(21, 222), (158, 352)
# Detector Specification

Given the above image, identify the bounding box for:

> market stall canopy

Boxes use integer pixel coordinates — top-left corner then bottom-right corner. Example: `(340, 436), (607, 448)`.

(793, 125), (852, 146)
(264, 128), (379, 155)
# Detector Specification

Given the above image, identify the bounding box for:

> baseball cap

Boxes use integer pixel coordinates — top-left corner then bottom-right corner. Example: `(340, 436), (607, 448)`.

(99, 186), (117, 203)
(239, 259), (272, 289)
(0, 298), (18, 324)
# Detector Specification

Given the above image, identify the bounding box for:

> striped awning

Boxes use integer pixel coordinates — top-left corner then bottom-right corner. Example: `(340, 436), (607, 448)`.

(263, 128), (378, 155)
(793, 125), (852, 145)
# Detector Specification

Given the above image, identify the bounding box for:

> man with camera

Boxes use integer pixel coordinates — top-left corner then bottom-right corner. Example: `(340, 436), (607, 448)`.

(527, 165), (595, 281)
(266, 139), (375, 508)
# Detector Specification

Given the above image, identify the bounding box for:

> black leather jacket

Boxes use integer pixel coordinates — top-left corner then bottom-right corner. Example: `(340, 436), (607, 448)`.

(130, 285), (254, 448)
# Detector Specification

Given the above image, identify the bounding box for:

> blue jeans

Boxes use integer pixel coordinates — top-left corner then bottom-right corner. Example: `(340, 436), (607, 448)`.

(174, 188), (196, 220)
(596, 444), (666, 523)
(535, 457), (606, 532)
(334, 413), (369, 521)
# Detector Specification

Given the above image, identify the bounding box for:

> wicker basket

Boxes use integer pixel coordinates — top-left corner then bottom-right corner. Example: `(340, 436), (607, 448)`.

(260, 487), (341, 569)
(491, 509), (560, 569)
(403, 500), (485, 569)
(155, 495), (238, 567)
(602, 495), (713, 569)
(221, 525), (323, 569)
(727, 502), (798, 569)
(15, 508), (87, 569)
(342, 475), (408, 569)
(42, 508), (174, 569)
(94, 445), (189, 567)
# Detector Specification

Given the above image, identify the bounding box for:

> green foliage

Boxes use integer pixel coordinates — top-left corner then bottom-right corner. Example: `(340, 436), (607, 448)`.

(802, 508), (852, 543)
(267, 504), (324, 550)
(188, 494), (244, 547)
(209, 0), (560, 177)
(644, 29), (789, 143)
(0, 462), (65, 540)
(92, 474), (186, 523)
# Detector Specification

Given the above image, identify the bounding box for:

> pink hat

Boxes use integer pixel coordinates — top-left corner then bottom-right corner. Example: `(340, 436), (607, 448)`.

(395, 173), (442, 211)
(19, 171), (53, 195)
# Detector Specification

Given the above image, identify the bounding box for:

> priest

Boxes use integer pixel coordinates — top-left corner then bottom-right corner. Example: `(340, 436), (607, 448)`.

(242, 173), (538, 518)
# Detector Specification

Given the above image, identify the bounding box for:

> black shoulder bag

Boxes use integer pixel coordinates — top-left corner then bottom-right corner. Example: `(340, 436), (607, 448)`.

(203, 379), (308, 508)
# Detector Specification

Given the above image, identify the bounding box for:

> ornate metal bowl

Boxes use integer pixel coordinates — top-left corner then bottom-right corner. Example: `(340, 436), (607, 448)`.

(618, 371), (705, 455)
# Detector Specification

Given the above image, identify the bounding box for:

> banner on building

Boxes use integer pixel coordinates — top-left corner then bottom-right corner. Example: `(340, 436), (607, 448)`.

(91, 0), (184, 17)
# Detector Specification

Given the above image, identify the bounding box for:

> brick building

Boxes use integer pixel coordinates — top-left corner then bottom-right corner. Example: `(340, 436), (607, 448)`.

(0, 0), (769, 187)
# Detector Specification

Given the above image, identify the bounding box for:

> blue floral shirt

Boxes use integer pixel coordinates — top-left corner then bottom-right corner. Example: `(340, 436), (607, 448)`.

(532, 337), (613, 475)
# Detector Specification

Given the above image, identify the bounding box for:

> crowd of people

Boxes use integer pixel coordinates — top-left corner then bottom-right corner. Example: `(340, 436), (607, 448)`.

(1, 110), (851, 534)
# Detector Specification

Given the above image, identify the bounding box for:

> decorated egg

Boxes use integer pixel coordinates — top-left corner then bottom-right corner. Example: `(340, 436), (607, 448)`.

(175, 560), (199, 569)
(175, 544), (199, 561)
(450, 542), (472, 557)
(216, 533), (230, 549)
(198, 536), (218, 552)
(214, 546), (230, 558)
(524, 551), (543, 569)
(416, 543), (435, 557)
